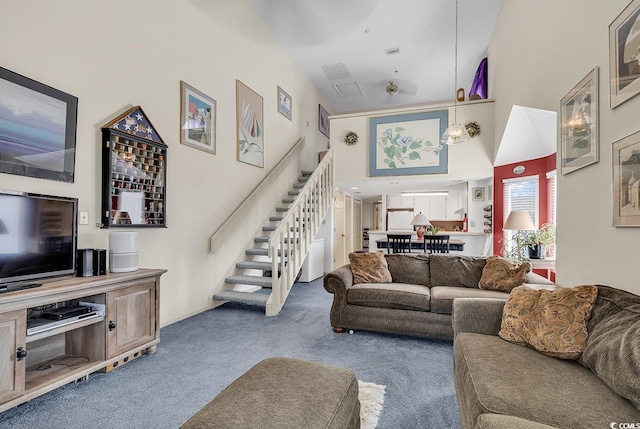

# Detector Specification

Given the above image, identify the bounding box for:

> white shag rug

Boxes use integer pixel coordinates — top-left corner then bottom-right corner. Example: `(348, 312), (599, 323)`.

(358, 380), (386, 429)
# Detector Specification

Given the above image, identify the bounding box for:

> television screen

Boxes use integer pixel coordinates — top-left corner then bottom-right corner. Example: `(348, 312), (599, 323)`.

(0, 190), (77, 287)
(0, 66), (78, 183)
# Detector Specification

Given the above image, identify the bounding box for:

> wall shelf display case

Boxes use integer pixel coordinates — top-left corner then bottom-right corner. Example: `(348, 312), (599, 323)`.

(483, 205), (493, 233)
(101, 106), (168, 228)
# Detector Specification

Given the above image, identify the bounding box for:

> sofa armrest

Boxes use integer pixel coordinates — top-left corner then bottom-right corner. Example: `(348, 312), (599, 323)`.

(323, 265), (354, 329)
(452, 298), (506, 338)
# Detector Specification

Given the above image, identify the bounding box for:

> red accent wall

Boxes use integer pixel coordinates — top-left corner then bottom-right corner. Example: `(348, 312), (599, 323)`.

(493, 153), (557, 255)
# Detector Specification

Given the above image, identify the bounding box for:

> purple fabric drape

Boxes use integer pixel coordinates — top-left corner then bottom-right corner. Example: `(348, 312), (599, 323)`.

(469, 57), (488, 99)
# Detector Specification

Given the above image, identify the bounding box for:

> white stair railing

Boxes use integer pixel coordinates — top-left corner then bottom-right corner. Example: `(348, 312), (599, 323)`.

(266, 148), (334, 316)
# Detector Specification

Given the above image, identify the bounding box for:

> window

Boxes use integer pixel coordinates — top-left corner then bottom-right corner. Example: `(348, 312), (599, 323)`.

(503, 175), (539, 254)
(546, 170), (557, 257)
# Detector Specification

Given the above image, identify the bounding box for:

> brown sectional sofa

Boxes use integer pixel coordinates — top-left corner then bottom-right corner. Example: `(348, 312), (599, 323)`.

(452, 285), (640, 429)
(323, 253), (553, 340)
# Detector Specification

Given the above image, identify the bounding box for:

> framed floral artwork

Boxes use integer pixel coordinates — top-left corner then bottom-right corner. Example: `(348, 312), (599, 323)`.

(610, 0), (640, 108)
(472, 187), (485, 202)
(236, 80), (263, 167)
(277, 86), (292, 120)
(560, 67), (599, 175)
(180, 81), (216, 154)
(368, 110), (448, 177)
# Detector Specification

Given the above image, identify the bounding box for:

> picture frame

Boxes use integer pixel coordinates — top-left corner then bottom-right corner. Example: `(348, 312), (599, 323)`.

(560, 67), (599, 175)
(318, 104), (330, 138)
(277, 86), (292, 120)
(368, 110), (448, 177)
(0, 66), (78, 182)
(180, 81), (216, 154)
(612, 129), (640, 226)
(472, 187), (485, 202)
(609, 0), (640, 109)
(236, 80), (264, 168)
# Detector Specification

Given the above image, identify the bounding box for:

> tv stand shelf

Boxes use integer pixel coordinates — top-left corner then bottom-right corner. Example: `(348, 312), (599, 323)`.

(0, 268), (166, 413)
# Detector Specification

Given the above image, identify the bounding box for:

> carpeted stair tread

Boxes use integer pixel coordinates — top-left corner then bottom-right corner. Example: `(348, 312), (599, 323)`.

(225, 275), (273, 288)
(293, 183), (304, 188)
(288, 191), (299, 196)
(262, 226), (277, 232)
(213, 290), (269, 306)
(236, 260), (273, 270)
(269, 216), (283, 221)
(276, 207), (289, 212)
(282, 198), (295, 204)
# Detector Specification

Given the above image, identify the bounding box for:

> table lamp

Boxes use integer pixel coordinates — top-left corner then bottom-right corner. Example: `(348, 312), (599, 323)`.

(503, 211), (535, 260)
(410, 212), (432, 239)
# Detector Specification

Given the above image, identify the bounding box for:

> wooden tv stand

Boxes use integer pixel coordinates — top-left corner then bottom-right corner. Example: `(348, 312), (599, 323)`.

(0, 268), (166, 413)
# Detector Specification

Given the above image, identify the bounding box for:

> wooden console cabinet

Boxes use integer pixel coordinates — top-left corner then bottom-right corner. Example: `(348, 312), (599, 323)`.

(0, 269), (166, 413)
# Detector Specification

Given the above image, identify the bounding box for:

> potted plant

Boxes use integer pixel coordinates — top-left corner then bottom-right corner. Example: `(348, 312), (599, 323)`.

(521, 223), (556, 259)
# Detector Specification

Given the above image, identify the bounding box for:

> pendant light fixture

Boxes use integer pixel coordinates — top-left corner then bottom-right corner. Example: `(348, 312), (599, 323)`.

(441, 0), (471, 145)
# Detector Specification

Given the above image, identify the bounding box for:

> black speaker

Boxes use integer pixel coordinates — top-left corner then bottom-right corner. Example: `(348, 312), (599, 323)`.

(93, 249), (107, 276)
(76, 248), (94, 277)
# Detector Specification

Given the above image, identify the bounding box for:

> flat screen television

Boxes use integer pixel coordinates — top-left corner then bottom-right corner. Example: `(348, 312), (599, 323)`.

(0, 190), (77, 290)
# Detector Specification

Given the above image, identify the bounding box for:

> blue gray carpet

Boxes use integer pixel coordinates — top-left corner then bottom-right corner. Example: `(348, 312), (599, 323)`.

(0, 278), (460, 428)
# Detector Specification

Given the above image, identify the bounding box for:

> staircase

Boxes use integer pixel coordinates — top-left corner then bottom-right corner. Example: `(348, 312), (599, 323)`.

(212, 148), (334, 316)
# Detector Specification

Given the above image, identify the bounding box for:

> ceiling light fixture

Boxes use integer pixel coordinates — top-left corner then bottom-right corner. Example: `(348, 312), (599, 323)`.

(386, 81), (399, 95)
(441, 0), (471, 146)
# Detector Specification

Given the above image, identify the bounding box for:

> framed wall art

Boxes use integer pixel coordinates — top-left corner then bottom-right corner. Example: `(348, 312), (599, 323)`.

(318, 104), (330, 137)
(368, 110), (448, 177)
(277, 86), (292, 120)
(560, 67), (599, 175)
(472, 187), (485, 202)
(613, 129), (640, 226)
(609, 0), (640, 108)
(0, 66), (78, 182)
(236, 80), (264, 167)
(180, 81), (216, 154)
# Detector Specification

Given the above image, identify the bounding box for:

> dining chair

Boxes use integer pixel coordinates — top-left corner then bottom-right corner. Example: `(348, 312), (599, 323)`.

(387, 234), (412, 253)
(423, 235), (450, 254)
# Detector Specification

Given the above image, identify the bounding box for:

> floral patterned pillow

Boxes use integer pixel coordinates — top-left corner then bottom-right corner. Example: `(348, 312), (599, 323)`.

(478, 256), (531, 292)
(499, 285), (598, 359)
(349, 251), (392, 284)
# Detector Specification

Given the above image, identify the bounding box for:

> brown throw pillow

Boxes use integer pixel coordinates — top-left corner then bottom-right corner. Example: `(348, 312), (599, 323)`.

(349, 251), (392, 284)
(478, 255), (531, 292)
(499, 285), (598, 359)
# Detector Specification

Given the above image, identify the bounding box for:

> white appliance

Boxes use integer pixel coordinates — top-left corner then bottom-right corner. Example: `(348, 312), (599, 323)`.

(299, 239), (324, 282)
(109, 231), (139, 273)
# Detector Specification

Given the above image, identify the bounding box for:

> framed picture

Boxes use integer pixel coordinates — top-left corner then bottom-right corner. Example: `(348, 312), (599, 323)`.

(369, 110), (448, 177)
(277, 86), (292, 120)
(560, 67), (599, 175)
(318, 104), (330, 137)
(472, 187), (485, 202)
(236, 80), (264, 167)
(180, 81), (216, 154)
(613, 130), (640, 226)
(609, 0), (640, 108)
(0, 66), (78, 182)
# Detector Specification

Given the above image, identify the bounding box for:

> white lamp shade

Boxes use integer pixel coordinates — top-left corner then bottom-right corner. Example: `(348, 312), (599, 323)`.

(410, 212), (431, 226)
(503, 211), (535, 230)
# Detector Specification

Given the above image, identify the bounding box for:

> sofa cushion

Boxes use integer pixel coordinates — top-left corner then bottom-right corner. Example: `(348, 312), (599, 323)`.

(454, 333), (640, 429)
(348, 251), (392, 284)
(430, 254), (486, 288)
(384, 253), (430, 286)
(475, 414), (561, 429)
(578, 285), (640, 409)
(348, 283), (430, 311)
(499, 285), (598, 359)
(431, 287), (508, 315)
(478, 256), (531, 292)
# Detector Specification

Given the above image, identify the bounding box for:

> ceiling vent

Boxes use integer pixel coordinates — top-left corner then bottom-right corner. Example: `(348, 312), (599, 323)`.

(385, 47), (400, 56)
(333, 81), (364, 98)
(321, 62), (352, 81)
(385, 81), (399, 95)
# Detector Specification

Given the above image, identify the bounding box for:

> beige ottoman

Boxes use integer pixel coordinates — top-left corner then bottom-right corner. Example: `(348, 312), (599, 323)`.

(181, 357), (360, 429)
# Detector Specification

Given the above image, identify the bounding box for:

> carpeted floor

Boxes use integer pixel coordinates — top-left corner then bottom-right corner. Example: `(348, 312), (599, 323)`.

(0, 278), (461, 428)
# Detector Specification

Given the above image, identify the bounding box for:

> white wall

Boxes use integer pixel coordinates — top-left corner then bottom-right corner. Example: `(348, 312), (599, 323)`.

(0, 0), (332, 325)
(489, 0), (640, 294)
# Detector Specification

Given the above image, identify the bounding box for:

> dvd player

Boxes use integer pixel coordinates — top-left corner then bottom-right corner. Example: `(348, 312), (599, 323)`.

(27, 311), (100, 336)
(42, 305), (92, 321)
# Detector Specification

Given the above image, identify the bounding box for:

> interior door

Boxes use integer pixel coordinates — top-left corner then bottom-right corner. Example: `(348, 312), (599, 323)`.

(333, 189), (346, 269)
(345, 195), (353, 254)
(353, 199), (362, 251)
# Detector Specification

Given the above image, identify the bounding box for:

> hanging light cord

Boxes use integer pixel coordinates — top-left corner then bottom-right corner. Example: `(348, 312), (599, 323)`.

(453, 0), (459, 123)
